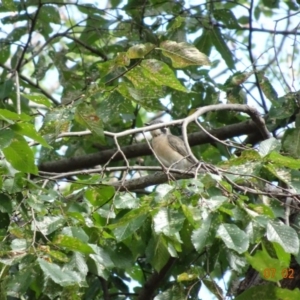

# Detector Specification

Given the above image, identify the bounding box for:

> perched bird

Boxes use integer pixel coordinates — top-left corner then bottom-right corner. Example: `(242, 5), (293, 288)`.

(145, 120), (195, 170)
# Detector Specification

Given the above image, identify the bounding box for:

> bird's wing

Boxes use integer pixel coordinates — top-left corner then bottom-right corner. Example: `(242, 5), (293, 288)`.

(167, 135), (194, 163)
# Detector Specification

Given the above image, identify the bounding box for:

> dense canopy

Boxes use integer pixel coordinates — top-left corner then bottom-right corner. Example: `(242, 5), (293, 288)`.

(0, 0), (300, 299)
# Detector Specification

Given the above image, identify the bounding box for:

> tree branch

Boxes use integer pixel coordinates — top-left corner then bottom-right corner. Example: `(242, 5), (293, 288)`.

(0, 62), (60, 105)
(111, 172), (193, 191)
(181, 104), (270, 165)
(247, 0), (268, 113)
(15, 2), (42, 72)
(137, 257), (177, 300)
(39, 118), (262, 173)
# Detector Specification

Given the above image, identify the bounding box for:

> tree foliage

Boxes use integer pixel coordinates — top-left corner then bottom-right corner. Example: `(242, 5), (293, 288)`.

(0, 0), (300, 299)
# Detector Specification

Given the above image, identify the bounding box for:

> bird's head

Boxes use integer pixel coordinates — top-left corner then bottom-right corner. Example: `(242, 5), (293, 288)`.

(145, 120), (168, 137)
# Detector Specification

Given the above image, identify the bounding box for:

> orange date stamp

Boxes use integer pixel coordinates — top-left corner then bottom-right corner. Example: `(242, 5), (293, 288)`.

(263, 268), (294, 279)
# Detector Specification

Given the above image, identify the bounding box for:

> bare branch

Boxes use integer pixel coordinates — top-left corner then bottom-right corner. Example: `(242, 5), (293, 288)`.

(39, 116), (265, 173)
(248, 0), (267, 113)
(15, 3), (42, 72)
(181, 104), (270, 166)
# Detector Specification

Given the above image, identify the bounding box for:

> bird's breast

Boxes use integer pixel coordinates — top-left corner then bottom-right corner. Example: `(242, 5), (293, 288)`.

(151, 135), (188, 168)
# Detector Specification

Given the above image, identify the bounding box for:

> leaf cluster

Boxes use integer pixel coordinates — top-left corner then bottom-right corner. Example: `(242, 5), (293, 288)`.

(0, 0), (300, 299)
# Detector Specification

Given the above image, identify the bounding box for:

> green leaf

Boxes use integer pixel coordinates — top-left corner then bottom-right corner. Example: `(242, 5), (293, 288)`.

(140, 59), (188, 92)
(211, 27), (235, 69)
(195, 29), (213, 56)
(2, 135), (38, 174)
(53, 235), (95, 254)
(202, 195), (227, 211)
(88, 245), (114, 280)
(85, 186), (115, 207)
(0, 42), (10, 64)
(113, 213), (147, 242)
(108, 207), (149, 229)
(8, 27), (28, 45)
(38, 107), (72, 141)
(89, 244), (114, 268)
(154, 287), (186, 300)
(191, 215), (215, 252)
(267, 220), (299, 255)
(225, 150), (262, 178)
(181, 204), (202, 228)
(126, 43), (155, 58)
(246, 249), (286, 282)
(247, 203), (274, 218)
(236, 284), (300, 300)
(226, 251), (248, 273)
(23, 94), (53, 108)
(226, 86), (246, 104)
(265, 151), (300, 169)
(214, 9), (241, 29)
(0, 109), (31, 123)
(167, 15), (185, 31)
(262, 0), (279, 8)
(272, 242), (291, 267)
(147, 235), (170, 272)
(268, 93), (298, 121)
(0, 80), (14, 99)
(6, 267), (34, 295)
(238, 16), (250, 25)
(282, 128), (300, 158)
(0, 193), (13, 214)
(117, 82), (164, 110)
(159, 40), (211, 68)
(75, 103), (105, 143)
(224, 71), (253, 87)
(153, 208), (185, 237)
(217, 224), (249, 254)
(104, 243), (133, 269)
(10, 123), (51, 148)
(96, 90), (135, 124)
(38, 259), (81, 287)
(61, 227), (89, 243)
(1, 0), (16, 10)
(114, 193), (139, 209)
(291, 170), (300, 193)
(259, 138), (281, 157)
(31, 216), (64, 235)
(257, 72), (278, 103)
(202, 278), (223, 299)
(39, 6), (61, 24)
(68, 252), (88, 278)
(111, 51), (130, 67)
(48, 250), (70, 263)
(0, 128), (14, 149)
(254, 5), (261, 20)
(88, 245), (114, 279)
(0, 211), (10, 232)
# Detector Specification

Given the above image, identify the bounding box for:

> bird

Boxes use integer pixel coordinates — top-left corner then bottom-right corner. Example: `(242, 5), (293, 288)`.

(145, 120), (195, 170)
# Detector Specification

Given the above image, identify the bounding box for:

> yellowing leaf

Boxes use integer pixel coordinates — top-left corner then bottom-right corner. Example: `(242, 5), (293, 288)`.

(127, 43), (155, 59)
(75, 103), (105, 144)
(159, 40), (211, 68)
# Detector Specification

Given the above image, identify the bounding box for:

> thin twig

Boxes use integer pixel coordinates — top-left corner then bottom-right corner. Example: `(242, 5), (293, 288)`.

(181, 104), (270, 167)
(15, 71), (21, 114)
(273, 14), (292, 92)
(15, 3), (42, 72)
(0, 62), (59, 105)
